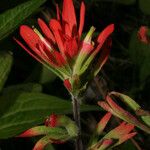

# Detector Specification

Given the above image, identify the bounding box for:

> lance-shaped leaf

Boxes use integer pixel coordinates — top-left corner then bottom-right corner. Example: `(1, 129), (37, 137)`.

(0, 51), (13, 92)
(0, 92), (99, 139)
(18, 126), (67, 137)
(0, 0), (46, 40)
(110, 92), (150, 127)
(98, 96), (150, 134)
(109, 91), (141, 111)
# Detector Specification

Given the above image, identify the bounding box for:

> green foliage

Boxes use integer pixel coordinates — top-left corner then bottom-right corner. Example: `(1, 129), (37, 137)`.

(139, 0), (150, 15)
(119, 141), (137, 150)
(0, 51), (13, 92)
(141, 116), (150, 127)
(115, 0), (136, 5)
(39, 66), (56, 84)
(129, 30), (150, 82)
(0, 0), (46, 40)
(0, 92), (99, 139)
(3, 83), (42, 94)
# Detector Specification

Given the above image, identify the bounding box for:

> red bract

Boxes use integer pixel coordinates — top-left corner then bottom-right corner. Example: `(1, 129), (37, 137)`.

(15, 0), (114, 92)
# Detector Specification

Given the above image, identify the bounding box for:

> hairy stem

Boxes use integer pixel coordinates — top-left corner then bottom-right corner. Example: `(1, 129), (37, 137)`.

(71, 95), (83, 150)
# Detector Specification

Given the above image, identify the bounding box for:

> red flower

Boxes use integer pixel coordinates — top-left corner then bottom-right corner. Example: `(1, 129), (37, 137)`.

(15, 0), (114, 91)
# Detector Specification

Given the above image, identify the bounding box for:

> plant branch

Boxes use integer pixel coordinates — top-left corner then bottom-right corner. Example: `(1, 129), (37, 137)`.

(71, 94), (83, 150)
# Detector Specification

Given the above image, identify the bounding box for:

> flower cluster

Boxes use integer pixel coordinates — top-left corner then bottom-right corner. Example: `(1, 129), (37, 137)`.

(15, 0), (114, 94)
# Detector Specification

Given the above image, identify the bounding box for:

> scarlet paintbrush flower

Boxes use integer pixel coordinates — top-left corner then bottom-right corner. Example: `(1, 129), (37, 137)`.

(138, 26), (150, 44)
(15, 0), (114, 93)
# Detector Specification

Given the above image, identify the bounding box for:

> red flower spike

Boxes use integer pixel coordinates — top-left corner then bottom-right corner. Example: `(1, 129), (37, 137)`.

(16, 0), (114, 91)
(138, 26), (150, 44)
(63, 79), (72, 91)
(62, 0), (77, 37)
(45, 114), (58, 127)
(38, 18), (55, 43)
(97, 112), (112, 134)
(78, 2), (85, 39)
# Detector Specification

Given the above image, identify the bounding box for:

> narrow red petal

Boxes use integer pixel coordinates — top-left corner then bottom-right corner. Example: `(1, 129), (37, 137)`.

(14, 38), (43, 64)
(97, 112), (112, 134)
(79, 2), (85, 39)
(64, 37), (78, 58)
(97, 24), (114, 43)
(119, 132), (137, 144)
(63, 79), (72, 91)
(20, 25), (40, 51)
(94, 38), (112, 75)
(53, 51), (67, 66)
(62, 0), (77, 36)
(98, 101), (113, 113)
(112, 122), (135, 138)
(56, 4), (60, 21)
(106, 95), (125, 113)
(38, 18), (56, 43)
(95, 24), (114, 54)
(49, 19), (64, 54)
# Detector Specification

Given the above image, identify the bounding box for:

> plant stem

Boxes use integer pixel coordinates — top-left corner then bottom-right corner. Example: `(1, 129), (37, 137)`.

(71, 95), (83, 150)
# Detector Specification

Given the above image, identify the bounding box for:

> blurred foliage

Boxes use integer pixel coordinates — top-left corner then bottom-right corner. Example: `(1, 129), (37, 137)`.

(0, 0), (150, 149)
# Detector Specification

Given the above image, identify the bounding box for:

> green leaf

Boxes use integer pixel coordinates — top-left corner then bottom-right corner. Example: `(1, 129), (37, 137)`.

(141, 116), (150, 127)
(0, 92), (99, 138)
(0, 51), (13, 92)
(129, 30), (150, 82)
(139, 0), (150, 15)
(119, 140), (137, 150)
(3, 83), (42, 94)
(39, 66), (56, 84)
(0, 0), (46, 40)
(45, 144), (55, 150)
(115, 0), (136, 5)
